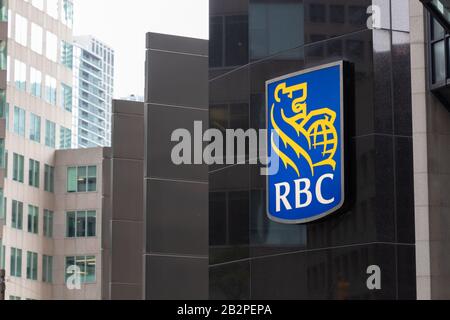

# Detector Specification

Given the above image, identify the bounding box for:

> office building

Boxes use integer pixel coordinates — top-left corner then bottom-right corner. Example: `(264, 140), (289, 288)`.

(3, 0), (450, 301)
(139, 0), (450, 300)
(0, 0), (109, 300)
(73, 35), (114, 148)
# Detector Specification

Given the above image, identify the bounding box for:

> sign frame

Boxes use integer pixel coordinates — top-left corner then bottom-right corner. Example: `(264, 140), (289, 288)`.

(265, 60), (348, 225)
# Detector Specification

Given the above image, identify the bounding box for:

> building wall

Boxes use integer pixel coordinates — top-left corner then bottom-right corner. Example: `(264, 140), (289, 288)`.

(144, 32), (209, 300)
(209, 0), (416, 299)
(411, 1), (450, 300)
(2, 0), (74, 300)
(52, 147), (106, 300)
(102, 99), (144, 300)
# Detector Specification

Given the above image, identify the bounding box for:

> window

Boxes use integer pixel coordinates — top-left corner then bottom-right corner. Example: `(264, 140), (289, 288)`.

(45, 31), (57, 62)
(10, 247), (22, 277)
(431, 17), (447, 84)
(427, 14), (450, 107)
(26, 251), (38, 280)
(15, 14), (28, 46)
(27, 205), (39, 234)
(0, 90), (5, 122)
(45, 120), (56, 148)
(13, 106), (25, 136)
(30, 67), (42, 97)
(59, 126), (71, 149)
(62, 0), (73, 28)
(14, 60), (27, 91)
(12, 153), (24, 183)
(6, 55), (9, 82)
(32, 0), (44, 10)
(65, 256), (96, 284)
(348, 6), (367, 25)
(225, 16), (249, 67)
(0, 40), (6, 70)
(0, 188), (4, 219)
(47, 0), (59, 19)
(66, 211), (96, 238)
(0, 241), (5, 270)
(45, 75), (57, 105)
(42, 255), (53, 283)
(67, 166), (97, 193)
(44, 165), (54, 192)
(210, 15), (249, 67)
(4, 102), (8, 130)
(421, 0), (450, 31)
(7, 9), (10, 38)
(4, 150), (7, 178)
(330, 5), (345, 24)
(0, 139), (4, 170)
(29, 159), (40, 188)
(43, 209), (53, 238)
(11, 200), (23, 230)
(31, 23), (43, 54)
(29, 113), (41, 142)
(0, 0), (6, 22)
(61, 40), (73, 69)
(61, 83), (72, 111)
(309, 4), (326, 23)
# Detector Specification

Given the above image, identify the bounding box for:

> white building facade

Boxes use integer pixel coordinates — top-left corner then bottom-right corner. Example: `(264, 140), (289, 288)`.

(73, 35), (114, 148)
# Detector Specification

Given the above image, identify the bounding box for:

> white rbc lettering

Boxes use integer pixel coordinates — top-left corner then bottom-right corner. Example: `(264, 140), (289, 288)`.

(275, 182), (292, 212)
(316, 174), (335, 205)
(275, 174), (335, 212)
(294, 179), (312, 208)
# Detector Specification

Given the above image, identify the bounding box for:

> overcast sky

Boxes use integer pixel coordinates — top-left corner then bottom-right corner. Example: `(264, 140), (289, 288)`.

(73, 0), (209, 98)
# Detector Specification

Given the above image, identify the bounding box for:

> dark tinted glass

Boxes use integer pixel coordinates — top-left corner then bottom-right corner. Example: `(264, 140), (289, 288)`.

(348, 5), (367, 25)
(225, 15), (249, 66)
(309, 3), (326, 23)
(210, 16), (224, 67)
(330, 5), (345, 24)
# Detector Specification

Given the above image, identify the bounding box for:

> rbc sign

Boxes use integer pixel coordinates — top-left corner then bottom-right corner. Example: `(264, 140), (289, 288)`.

(266, 62), (346, 224)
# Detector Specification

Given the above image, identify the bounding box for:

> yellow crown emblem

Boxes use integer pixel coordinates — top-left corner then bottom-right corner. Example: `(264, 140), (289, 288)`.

(271, 81), (338, 177)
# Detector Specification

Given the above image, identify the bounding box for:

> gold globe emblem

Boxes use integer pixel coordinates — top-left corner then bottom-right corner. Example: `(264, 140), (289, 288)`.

(271, 81), (338, 177)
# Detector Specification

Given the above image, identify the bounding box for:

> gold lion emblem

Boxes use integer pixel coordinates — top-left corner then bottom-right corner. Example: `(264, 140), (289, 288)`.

(271, 81), (338, 177)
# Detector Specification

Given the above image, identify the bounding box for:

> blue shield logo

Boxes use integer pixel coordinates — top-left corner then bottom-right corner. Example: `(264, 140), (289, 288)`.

(266, 62), (346, 224)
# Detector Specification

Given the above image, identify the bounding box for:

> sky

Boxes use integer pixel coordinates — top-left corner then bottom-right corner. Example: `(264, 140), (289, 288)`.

(73, 0), (209, 98)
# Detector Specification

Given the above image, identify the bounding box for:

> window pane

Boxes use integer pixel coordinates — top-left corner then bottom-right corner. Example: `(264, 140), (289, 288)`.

(61, 41), (73, 69)
(432, 17), (445, 40)
(76, 256), (86, 283)
(47, 0), (59, 19)
(78, 166), (87, 192)
(85, 256), (96, 283)
(67, 167), (77, 192)
(87, 211), (96, 237)
(31, 23), (43, 54)
(433, 40), (446, 83)
(87, 166), (97, 192)
(47, 256), (53, 283)
(10, 248), (16, 276)
(45, 120), (56, 148)
(0, 40), (6, 70)
(62, 0), (73, 28)
(76, 211), (86, 237)
(225, 15), (248, 67)
(209, 16), (223, 67)
(66, 212), (75, 237)
(16, 249), (22, 277)
(15, 14), (28, 46)
(65, 256), (74, 281)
